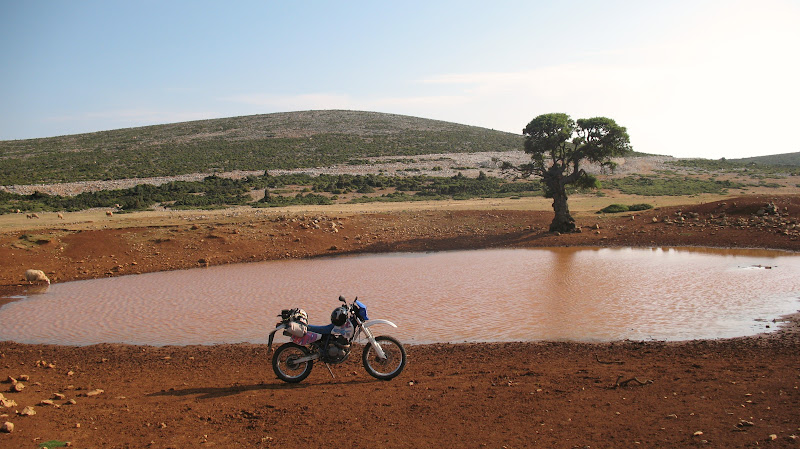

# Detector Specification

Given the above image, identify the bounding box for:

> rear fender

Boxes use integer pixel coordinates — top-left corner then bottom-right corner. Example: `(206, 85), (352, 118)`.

(267, 324), (287, 350)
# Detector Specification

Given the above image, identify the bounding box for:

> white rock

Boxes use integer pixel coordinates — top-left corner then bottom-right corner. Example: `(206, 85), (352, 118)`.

(85, 389), (104, 397)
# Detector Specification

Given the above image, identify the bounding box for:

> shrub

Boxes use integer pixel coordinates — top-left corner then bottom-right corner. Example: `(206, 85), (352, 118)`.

(599, 204), (631, 213)
(598, 203), (653, 214)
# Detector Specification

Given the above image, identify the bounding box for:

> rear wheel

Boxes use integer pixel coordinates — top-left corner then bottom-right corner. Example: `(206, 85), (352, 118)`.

(362, 335), (406, 380)
(272, 343), (313, 383)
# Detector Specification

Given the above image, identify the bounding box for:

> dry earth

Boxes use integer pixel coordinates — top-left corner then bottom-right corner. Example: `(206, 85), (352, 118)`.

(1, 194), (799, 448)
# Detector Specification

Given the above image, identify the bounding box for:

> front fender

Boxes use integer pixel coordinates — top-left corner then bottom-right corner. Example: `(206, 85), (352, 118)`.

(363, 319), (397, 329)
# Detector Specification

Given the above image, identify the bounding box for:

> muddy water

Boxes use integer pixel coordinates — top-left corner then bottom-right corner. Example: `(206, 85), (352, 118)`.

(1, 247), (799, 346)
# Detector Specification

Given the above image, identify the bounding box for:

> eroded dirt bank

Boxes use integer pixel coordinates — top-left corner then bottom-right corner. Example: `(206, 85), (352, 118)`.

(1, 194), (799, 448)
(2, 195), (799, 289)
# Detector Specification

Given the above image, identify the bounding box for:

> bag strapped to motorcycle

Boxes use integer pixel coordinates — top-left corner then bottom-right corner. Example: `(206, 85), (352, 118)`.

(268, 308), (308, 349)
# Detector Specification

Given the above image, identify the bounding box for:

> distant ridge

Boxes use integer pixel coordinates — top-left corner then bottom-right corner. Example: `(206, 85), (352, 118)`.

(0, 110), (522, 185)
(732, 151), (800, 167)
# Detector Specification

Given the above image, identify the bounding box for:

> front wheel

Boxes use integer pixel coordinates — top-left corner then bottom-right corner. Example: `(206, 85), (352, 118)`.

(272, 343), (313, 383)
(362, 335), (406, 380)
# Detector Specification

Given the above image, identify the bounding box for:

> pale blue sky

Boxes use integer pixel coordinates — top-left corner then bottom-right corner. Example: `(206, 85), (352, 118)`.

(2, 0), (799, 159)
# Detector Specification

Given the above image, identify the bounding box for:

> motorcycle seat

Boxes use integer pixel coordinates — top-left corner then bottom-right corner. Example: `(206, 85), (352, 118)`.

(307, 323), (334, 335)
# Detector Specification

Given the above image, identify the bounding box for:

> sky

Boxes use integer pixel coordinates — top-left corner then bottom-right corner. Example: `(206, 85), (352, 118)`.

(1, 0), (799, 159)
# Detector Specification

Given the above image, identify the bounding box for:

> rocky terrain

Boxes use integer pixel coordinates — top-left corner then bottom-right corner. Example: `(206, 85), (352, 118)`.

(1, 151), (674, 196)
(1, 194), (799, 448)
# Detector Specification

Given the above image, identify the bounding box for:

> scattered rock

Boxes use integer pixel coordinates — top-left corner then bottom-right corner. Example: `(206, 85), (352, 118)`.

(1, 421), (13, 433)
(10, 382), (24, 393)
(53, 393), (66, 400)
(18, 406), (35, 416)
(85, 389), (104, 397)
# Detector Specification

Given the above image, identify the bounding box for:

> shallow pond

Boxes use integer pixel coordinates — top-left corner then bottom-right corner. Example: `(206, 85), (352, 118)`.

(1, 247), (799, 345)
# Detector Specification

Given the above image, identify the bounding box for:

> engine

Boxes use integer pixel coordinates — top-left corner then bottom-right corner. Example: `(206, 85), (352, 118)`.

(322, 335), (351, 363)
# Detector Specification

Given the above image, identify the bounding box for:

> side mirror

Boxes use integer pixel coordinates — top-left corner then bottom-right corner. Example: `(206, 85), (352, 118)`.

(339, 295), (346, 303)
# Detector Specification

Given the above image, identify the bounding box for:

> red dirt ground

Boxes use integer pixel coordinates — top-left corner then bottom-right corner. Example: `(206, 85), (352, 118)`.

(1, 194), (799, 448)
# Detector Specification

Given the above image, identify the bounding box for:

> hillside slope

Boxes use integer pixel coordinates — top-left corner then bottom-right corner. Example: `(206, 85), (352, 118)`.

(734, 151), (800, 166)
(0, 110), (522, 185)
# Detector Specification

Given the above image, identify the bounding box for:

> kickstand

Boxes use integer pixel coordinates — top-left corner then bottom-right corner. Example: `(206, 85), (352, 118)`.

(324, 363), (336, 379)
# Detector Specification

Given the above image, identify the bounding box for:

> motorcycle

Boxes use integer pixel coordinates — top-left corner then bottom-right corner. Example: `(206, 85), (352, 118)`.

(267, 296), (407, 383)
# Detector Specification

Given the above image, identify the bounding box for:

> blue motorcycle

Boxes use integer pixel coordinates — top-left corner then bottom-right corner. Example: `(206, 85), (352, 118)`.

(268, 296), (407, 383)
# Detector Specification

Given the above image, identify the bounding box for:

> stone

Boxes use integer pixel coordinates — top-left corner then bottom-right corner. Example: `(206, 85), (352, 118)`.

(85, 389), (104, 397)
(1, 421), (13, 433)
(11, 382), (24, 392)
(19, 406), (35, 416)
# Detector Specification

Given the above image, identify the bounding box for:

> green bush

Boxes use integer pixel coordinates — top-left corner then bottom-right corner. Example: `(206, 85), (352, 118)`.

(0, 171), (542, 213)
(598, 203), (653, 214)
(629, 203), (654, 211)
(604, 176), (744, 196)
(599, 204), (631, 213)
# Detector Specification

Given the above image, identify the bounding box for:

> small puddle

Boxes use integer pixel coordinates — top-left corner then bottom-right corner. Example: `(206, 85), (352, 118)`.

(1, 247), (798, 345)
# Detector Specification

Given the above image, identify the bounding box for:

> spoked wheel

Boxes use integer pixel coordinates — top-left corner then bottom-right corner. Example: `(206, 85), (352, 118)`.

(272, 343), (314, 383)
(362, 335), (406, 380)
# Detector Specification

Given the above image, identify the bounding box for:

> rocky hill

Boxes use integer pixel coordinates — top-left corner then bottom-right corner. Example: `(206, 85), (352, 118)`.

(0, 110), (522, 185)
(734, 151), (800, 166)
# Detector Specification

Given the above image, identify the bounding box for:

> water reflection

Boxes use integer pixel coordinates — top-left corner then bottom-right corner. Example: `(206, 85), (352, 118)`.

(0, 247), (798, 346)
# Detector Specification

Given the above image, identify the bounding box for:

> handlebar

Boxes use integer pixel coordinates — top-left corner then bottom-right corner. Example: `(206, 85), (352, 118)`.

(339, 295), (360, 309)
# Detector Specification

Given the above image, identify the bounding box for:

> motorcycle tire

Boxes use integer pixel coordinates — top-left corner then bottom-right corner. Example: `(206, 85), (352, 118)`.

(362, 335), (406, 380)
(272, 342), (314, 383)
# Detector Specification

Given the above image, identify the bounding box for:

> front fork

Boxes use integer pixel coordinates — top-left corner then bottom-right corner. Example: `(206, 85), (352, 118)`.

(358, 321), (387, 360)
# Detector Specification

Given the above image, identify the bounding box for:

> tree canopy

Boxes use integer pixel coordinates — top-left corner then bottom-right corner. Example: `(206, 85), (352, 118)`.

(520, 113), (631, 232)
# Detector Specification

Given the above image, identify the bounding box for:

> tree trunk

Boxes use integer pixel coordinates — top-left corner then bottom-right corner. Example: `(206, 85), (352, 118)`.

(547, 177), (576, 233)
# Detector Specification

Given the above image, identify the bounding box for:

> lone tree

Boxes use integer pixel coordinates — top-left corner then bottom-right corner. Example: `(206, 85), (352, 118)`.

(520, 113), (631, 233)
